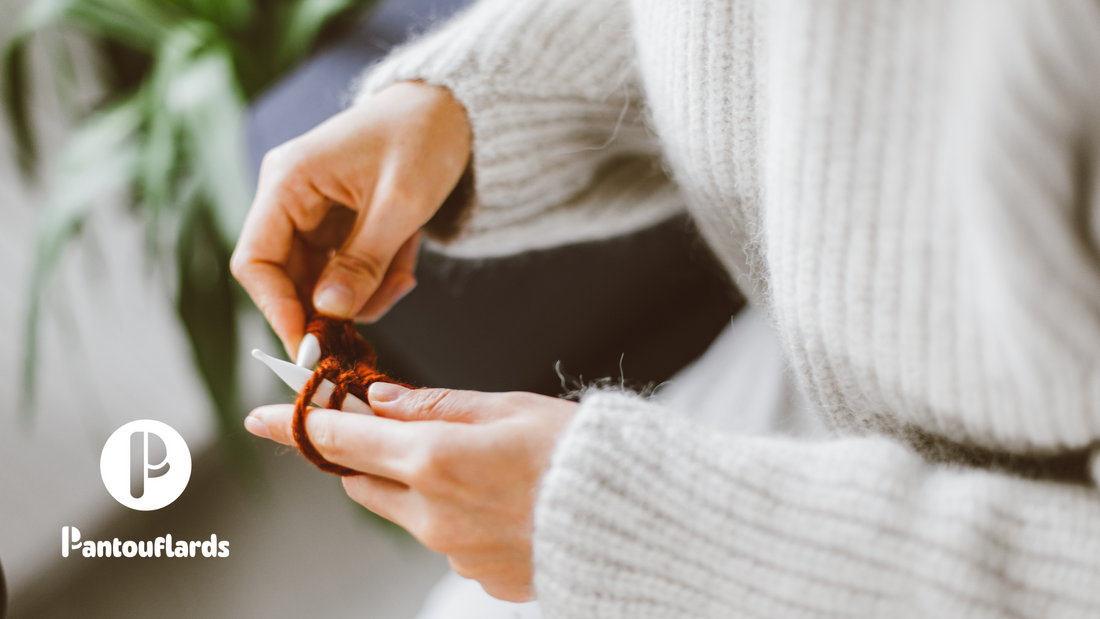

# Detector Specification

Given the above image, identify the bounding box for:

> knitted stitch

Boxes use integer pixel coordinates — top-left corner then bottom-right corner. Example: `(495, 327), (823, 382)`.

(355, 0), (1100, 616)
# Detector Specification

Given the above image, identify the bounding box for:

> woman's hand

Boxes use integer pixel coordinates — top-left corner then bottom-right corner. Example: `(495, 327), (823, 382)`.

(244, 386), (578, 602)
(231, 81), (472, 357)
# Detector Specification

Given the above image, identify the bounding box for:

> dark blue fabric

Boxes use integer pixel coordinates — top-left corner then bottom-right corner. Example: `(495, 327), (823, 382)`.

(246, 0), (742, 395)
(248, 0), (471, 181)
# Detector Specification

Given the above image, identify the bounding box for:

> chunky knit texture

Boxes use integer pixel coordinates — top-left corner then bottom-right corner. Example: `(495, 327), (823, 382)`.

(356, 0), (1100, 616)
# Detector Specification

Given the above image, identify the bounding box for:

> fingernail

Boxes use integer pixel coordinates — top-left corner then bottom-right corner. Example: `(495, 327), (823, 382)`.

(369, 382), (410, 403)
(296, 333), (321, 368)
(314, 284), (354, 317)
(244, 415), (271, 439)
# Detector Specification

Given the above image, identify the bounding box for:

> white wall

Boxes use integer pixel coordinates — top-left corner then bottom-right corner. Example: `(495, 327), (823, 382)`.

(0, 13), (217, 595)
(0, 6), (448, 616)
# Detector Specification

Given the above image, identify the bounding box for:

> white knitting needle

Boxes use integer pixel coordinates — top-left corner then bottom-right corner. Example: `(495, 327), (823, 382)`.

(251, 348), (373, 415)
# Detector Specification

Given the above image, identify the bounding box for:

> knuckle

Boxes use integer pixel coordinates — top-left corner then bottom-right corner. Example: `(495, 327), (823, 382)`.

(408, 445), (446, 487)
(483, 582), (531, 604)
(408, 389), (452, 420)
(342, 477), (386, 517)
(260, 143), (309, 189)
(406, 428), (459, 488)
(260, 143), (292, 174)
(507, 391), (541, 408)
(307, 415), (342, 459)
(330, 251), (387, 283)
(417, 517), (455, 552)
(447, 556), (478, 580)
(374, 182), (414, 213)
(341, 476), (372, 507)
(228, 250), (249, 281)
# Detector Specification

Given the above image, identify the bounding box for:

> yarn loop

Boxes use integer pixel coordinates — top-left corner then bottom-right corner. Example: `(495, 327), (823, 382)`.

(293, 315), (414, 476)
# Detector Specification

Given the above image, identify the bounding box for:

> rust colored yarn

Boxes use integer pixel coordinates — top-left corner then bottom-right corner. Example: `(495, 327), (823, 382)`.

(294, 315), (414, 476)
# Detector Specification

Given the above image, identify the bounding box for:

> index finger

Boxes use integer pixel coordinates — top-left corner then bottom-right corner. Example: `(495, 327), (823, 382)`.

(247, 404), (423, 483)
(230, 162), (330, 355)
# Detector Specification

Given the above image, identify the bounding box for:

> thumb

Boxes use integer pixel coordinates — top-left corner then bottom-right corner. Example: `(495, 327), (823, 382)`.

(311, 190), (415, 318)
(368, 384), (516, 424)
(311, 181), (432, 319)
(312, 243), (393, 319)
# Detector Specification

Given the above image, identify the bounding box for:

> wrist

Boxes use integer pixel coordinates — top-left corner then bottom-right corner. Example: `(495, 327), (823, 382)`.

(396, 80), (476, 243)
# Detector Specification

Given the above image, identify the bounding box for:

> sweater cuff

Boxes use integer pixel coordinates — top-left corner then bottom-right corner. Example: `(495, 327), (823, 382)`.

(348, 0), (684, 258)
(532, 389), (713, 615)
(531, 389), (902, 616)
(421, 155), (475, 244)
(532, 390), (1100, 618)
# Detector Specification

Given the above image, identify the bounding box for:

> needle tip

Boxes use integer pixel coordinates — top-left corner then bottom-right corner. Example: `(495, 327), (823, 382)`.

(296, 333), (321, 368)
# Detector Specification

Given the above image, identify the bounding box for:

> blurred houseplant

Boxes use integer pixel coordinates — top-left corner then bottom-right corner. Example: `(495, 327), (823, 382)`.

(3, 0), (375, 474)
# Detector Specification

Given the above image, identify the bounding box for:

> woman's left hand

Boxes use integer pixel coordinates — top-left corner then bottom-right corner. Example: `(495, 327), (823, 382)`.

(244, 384), (577, 602)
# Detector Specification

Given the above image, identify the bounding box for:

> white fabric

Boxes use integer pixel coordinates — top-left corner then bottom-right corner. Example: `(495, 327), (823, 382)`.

(414, 571), (542, 619)
(656, 307), (822, 438)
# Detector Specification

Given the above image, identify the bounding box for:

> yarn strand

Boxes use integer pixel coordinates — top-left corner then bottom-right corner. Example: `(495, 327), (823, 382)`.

(292, 315), (415, 476)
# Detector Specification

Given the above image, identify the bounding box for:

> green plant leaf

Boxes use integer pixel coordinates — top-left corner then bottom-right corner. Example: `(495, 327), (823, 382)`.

(175, 198), (262, 486)
(274, 0), (360, 71)
(136, 22), (210, 225)
(137, 97), (177, 219)
(2, 0), (166, 177)
(44, 30), (83, 119)
(2, 35), (35, 176)
(165, 46), (251, 244)
(0, 0), (77, 176)
(11, 0), (385, 509)
(166, 0), (253, 31)
(63, 0), (179, 52)
(21, 98), (142, 417)
(19, 0), (81, 31)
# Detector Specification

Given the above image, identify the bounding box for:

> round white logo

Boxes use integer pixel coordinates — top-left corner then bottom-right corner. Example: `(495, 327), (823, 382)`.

(100, 420), (192, 511)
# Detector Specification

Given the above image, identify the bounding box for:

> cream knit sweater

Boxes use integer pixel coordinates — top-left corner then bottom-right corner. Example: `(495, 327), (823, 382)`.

(356, 0), (1100, 616)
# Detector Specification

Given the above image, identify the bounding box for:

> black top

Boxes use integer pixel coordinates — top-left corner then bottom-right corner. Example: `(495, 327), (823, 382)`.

(1, 555), (8, 619)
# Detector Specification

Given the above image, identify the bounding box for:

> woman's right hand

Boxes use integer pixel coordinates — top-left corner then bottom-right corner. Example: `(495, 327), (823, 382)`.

(231, 81), (472, 357)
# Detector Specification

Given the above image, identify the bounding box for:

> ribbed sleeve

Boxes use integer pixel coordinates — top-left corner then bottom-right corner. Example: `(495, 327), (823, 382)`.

(534, 391), (1100, 618)
(353, 0), (684, 258)
(348, 0), (1100, 615)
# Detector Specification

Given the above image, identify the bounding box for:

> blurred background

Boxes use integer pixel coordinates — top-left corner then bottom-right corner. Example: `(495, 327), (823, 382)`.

(0, 0), (740, 616)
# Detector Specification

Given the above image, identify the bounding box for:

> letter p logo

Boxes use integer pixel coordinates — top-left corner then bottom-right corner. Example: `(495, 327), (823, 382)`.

(101, 420), (191, 511)
(130, 430), (170, 499)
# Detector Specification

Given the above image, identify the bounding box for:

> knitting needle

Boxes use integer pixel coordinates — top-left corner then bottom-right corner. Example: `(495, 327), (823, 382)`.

(251, 349), (373, 415)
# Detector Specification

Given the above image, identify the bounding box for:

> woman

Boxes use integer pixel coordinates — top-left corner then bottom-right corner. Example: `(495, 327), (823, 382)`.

(233, 0), (1100, 616)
